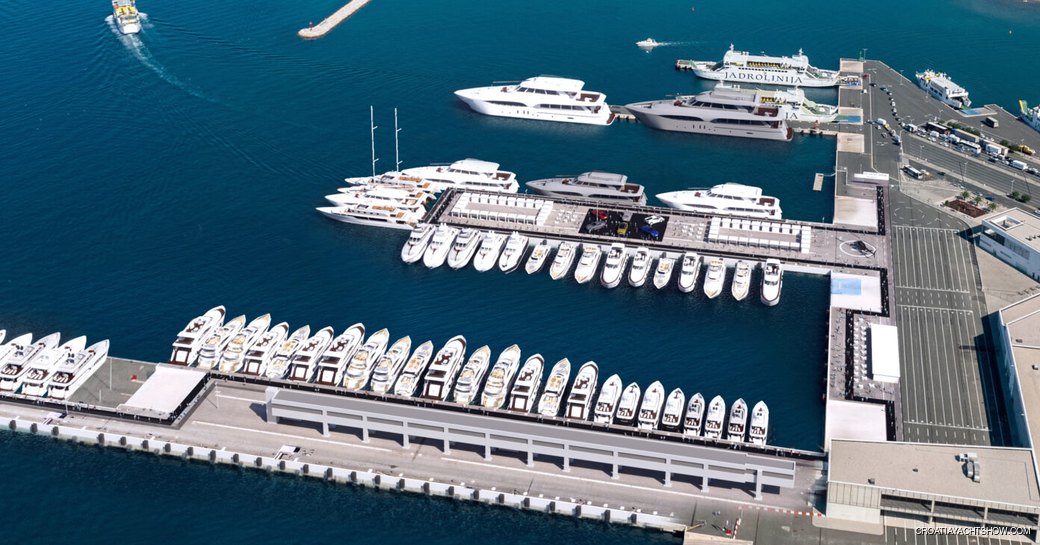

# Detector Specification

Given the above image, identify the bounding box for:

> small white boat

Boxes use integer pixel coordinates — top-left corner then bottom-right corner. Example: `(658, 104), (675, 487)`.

(447, 228), (484, 270)
(372, 339), (428, 394)
(536, 358), (571, 417)
(343, 328), (394, 390)
(361, 335), (409, 391)
(453, 345), (492, 405)
(508, 354), (544, 413)
(726, 398), (748, 442)
(549, 241), (578, 280)
(564, 361), (599, 420)
(19, 336), (87, 396)
(615, 382), (641, 424)
(112, 0), (141, 35)
(637, 381), (665, 430)
(653, 255), (675, 289)
(196, 314), (246, 370)
(287, 326), (335, 382)
(169, 306), (225, 365)
(703, 395), (726, 439)
(401, 223), (436, 264)
(47, 339), (110, 400)
(481, 344), (522, 409)
(660, 388), (685, 429)
(265, 325), (310, 380)
(731, 261), (752, 301)
(218, 314), (271, 374)
(421, 335), (467, 400)
(423, 225), (460, 269)
(702, 258), (726, 299)
(574, 244), (602, 284)
(393, 340), (436, 397)
(628, 247), (652, 287)
(683, 393), (705, 437)
(761, 259), (783, 306)
(749, 401), (769, 445)
(592, 373), (623, 424)
(525, 240), (552, 274)
(0, 332), (60, 392)
(636, 38), (660, 49)
(498, 232), (530, 273)
(677, 252), (701, 293)
(473, 231), (507, 272)
(600, 243), (628, 289)
(314, 323), (366, 386)
(240, 322), (288, 376)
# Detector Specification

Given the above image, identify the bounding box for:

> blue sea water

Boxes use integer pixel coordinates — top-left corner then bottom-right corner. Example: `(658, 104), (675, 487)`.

(0, 0), (1038, 542)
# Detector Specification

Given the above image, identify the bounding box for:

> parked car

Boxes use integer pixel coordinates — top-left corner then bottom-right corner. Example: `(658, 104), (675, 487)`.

(639, 225), (660, 238)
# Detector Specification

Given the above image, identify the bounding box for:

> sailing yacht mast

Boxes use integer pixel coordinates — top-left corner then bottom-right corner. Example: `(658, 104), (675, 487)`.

(370, 105), (379, 178)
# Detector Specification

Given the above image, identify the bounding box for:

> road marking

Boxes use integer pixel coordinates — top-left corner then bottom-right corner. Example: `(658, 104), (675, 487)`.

(193, 421), (393, 452)
(215, 393), (262, 403)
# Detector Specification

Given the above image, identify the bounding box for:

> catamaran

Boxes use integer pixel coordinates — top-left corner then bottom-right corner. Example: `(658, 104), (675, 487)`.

(508, 354), (544, 413)
(481, 344), (522, 409)
(453, 345), (492, 405)
(536, 358), (571, 417)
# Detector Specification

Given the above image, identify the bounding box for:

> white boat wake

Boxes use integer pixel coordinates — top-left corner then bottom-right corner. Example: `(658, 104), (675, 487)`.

(640, 40), (699, 48)
(105, 15), (214, 102)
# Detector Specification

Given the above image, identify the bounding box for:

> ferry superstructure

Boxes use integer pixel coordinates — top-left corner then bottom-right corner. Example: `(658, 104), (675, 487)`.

(453, 345), (492, 405)
(761, 259), (783, 306)
(20, 336), (86, 396)
(342, 328), (391, 390)
(592, 374), (623, 424)
(726, 398), (749, 442)
(536, 358), (571, 417)
(287, 326), (334, 382)
(265, 325), (310, 380)
(1021, 100), (1040, 133)
(401, 224), (435, 264)
(916, 70), (971, 110)
(564, 361), (598, 420)
(389, 341), (434, 396)
(196, 315), (245, 370)
(0, 332), (60, 392)
(628, 247), (652, 287)
(112, 0), (142, 35)
(401, 159), (519, 193)
(218, 314), (271, 374)
(47, 340), (110, 400)
(548, 241), (578, 280)
(637, 380), (665, 430)
(454, 76), (615, 126)
(656, 183), (782, 220)
(169, 306), (225, 365)
(626, 86), (794, 141)
(481, 344), (522, 409)
(420, 335), (467, 401)
(372, 339), (428, 394)
(314, 323), (366, 386)
(712, 83), (837, 122)
(508, 354), (544, 413)
(703, 395), (726, 439)
(749, 401), (770, 445)
(526, 172), (646, 204)
(240, 322), (288, 376)
(600, 243), (628, 289)
(683, 392), (705, 436)
(685, 45), (839, 87)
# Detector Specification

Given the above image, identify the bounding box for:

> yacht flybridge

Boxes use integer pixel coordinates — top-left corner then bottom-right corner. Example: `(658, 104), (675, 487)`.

(343, 329), (392, 390)
(455, 76), (615, 126)
(593, 374), (623, 424)
(169, 306), (225, 365)
(508, 354), (545, 413)
(536, 358), (571, 417)
(453, 345), (492, 405)
(316, 324), (367, 387)
(482, 344), (522, 409)
(420, 335), (467, 401)
(564, 361), (598, 420)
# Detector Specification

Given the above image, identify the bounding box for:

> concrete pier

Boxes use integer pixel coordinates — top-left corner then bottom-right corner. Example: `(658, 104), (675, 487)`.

(298, 0), (372, 39)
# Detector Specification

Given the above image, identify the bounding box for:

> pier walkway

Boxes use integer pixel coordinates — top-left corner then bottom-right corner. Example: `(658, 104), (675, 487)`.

(298, 0), (371, 39)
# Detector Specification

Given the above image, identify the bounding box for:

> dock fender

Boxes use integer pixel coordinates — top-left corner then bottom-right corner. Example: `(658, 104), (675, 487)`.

(97, 433), (105, 445)
(119, 436), (128, 447)
(141, 439), (149, 451)
(208, 450), (217, 462)
(8, 419), (15, 430)
(51, 426), (60, 437)
(548, 501), (556, 513)
(184, 446), (194, 458)
(278, 460), (286, 471)
(232, 453), (240, 464)
(422, 482), (431, 494)
(254, 456), (263, 467)
(29, 423), (38, 434)
(324, 467), (334, 481)
(301, 464), (309, 475)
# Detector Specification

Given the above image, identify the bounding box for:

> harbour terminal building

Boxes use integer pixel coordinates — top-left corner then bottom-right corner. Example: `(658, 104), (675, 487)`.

(979, 209), (1040, 282)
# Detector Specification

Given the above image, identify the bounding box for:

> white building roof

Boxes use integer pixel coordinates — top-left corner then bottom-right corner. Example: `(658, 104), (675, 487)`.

(983, 208), (1040, 253)
(118, 365), (206, 418)
(869, 324), (900, 383)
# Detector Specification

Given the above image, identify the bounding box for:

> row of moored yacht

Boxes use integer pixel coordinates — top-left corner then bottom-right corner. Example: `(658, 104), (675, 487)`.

(167, 307), (769, 443)
(0, 330), (110, 400)
(403, 225), (784, 306)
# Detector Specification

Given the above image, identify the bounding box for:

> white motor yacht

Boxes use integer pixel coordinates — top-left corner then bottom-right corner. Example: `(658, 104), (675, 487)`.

(360, 335), (409, 391)
(388, 341), (435, 396)
(615, 382), (642, 425)
(660, 388), (686, 430)
(702, 258), (727, 299)
(592, 374), (623, 424)
(218, 314), (271, 374)
(731, 261), (752, 301)
(481, 344), (522, 409)
(473, 231), (507, 272)
(169, 306), (225, 365)
(316, 204), (423, 231)
(265, 325), (311, 380)
(508, 354), (544, 413)
(564, 361), (599, 420)
(372, 339), (427, 394)
(677, 252), (702, 293)
(636, 38), (659, 49)
(726, 398), (749, 442)
(574, 244), (602, 284)
(401, 159), (520, 193)
(536, 358), (571, 417)
(526, 172), (646, 204)
(423, 225), (460, 269)
(626, 86), (794, 141)
(287, 326), (334, 382)
(455, 76), (615, 126)
(401, 223), (436, 264)
(0, 332), (60, 392)
(498, 232), (530, 273)
(342, 328), (392, 390)
(600, 243), (628, 288)
(761, 259), (783, 306)
(656, 183), (782, 220)
(628, 247), (652, 287)
(637, 381), (666, 430)
(112, 0), (141, 35)
(653, 255), (675, 289)
(447, 228), (484, 270)
(683, 392), (705, 437)
(47, 339), (110, 400)
(548, 241), (578, 280)
(749, 401), (770, 445)
(20, 336), (86, 396)
(240, 322), (289, 376)
(325, 186), (432, 210)
(314, 323), (367, 386)
(453, 345), (492, 405)
(196, 314), (246, 370)
(703, 395), (726, 439)
(525, 240), (552, 274)
(420, 335), (467, 401)
(0, 334), (31, 373)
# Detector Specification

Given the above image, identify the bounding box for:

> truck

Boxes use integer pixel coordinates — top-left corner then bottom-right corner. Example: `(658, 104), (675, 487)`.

(984, 116), (999, 128)
(985, 142), (1006, 158)
(1010, 160), (1028, 171)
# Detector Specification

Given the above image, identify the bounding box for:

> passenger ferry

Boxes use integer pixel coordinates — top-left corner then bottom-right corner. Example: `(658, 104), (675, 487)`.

(626, 85), (794, 141)
(1021, 100), (1040, 133)
(683, 45), (839, 87)
(455, 76), (615, 126)
(112, 0), (142, 35)
(656, 183), (782, 220)
(916, 70), (971, 110)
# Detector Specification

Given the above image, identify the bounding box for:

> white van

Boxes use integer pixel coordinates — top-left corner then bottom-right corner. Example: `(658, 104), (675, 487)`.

(1010, 160), (1028, 171)
(876, 117), (889, 128)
